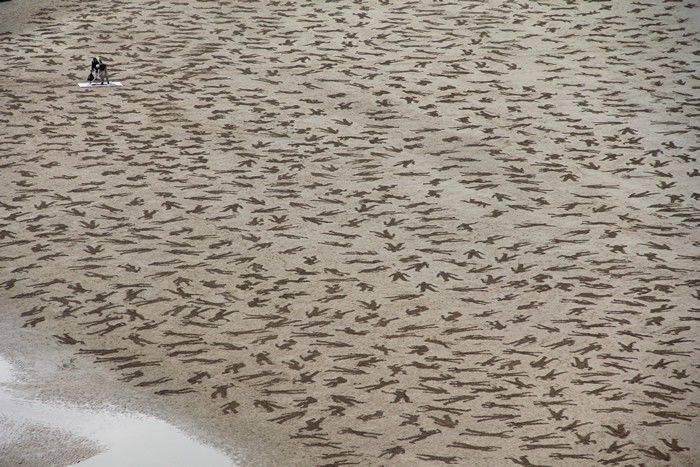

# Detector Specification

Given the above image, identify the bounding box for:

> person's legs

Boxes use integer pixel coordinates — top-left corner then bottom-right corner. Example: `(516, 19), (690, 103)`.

(97, 64), (109, 84)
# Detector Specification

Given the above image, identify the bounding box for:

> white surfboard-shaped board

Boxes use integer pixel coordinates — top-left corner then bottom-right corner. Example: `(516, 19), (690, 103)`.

(78, 82), (123, 88)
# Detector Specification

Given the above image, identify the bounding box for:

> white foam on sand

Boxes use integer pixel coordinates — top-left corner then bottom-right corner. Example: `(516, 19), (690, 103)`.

(0, 354), (235, 466)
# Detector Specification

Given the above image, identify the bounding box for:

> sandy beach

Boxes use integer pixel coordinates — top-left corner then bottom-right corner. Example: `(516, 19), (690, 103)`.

(0, 0), (698, 465)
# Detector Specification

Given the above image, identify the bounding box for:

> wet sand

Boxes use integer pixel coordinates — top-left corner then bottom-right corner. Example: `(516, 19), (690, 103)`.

(0, 0), (698, 466)
(0, 353), (232, 466)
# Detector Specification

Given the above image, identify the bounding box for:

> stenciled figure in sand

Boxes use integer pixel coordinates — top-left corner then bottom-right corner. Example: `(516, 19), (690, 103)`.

(88, 56), (109, 84)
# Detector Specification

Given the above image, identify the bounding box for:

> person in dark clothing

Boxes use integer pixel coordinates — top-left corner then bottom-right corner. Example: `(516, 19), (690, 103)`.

(88, 56), (109, 84)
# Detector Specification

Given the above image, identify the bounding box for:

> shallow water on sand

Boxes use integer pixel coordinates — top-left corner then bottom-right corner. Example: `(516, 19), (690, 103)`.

(0, 354), (235, 466)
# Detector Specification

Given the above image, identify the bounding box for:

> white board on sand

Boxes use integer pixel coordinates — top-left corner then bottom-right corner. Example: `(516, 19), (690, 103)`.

(78, 82), (123, 88)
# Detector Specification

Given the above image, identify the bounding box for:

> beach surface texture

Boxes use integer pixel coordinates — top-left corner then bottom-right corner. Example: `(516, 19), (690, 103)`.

(0, 0), (698, 465)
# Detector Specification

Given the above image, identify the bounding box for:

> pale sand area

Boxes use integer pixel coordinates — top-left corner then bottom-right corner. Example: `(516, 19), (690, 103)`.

(0, 343), (233, 466)
(0, 296), (260, 465)
(0, 419), (101, 466)
(0, 0), (698, 466)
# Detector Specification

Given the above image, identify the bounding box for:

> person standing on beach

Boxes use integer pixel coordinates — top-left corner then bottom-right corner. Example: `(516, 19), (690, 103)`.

(89, 56), (109, 84)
